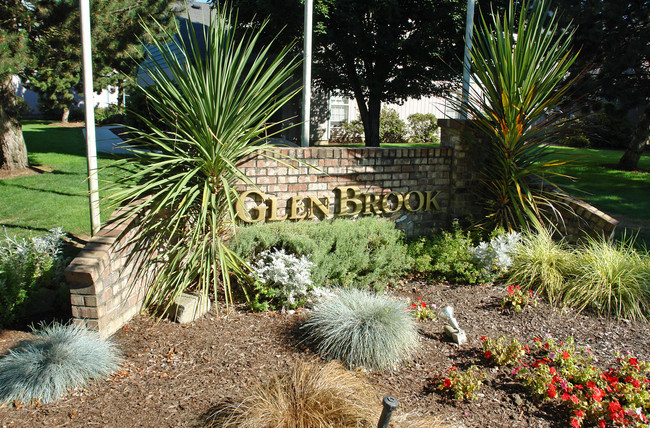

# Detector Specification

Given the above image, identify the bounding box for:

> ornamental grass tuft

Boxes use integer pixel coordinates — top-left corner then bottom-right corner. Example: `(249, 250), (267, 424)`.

(302, 289), (419, 371)
(0, 323), (121, 404)
(505, 227), (574, 304)
(563, 235), (650, 321)
(208, 359), (444, 428)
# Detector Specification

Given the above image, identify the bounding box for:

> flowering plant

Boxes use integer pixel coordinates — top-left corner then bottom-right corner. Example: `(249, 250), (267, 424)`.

(407, 297), (436, 321)
(495, 335), (650, 427)
(436, 365), (485, 401)
(481, 335), (526, 366)
(501, 285), (538, 312)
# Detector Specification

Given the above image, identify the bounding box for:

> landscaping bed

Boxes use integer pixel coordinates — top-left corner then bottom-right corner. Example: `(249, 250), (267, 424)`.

(1, 281), (648, 427)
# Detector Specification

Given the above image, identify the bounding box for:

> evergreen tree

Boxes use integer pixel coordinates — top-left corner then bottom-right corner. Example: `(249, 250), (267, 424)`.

(23, 0), (173, 123)
(0, 0), (32, 170)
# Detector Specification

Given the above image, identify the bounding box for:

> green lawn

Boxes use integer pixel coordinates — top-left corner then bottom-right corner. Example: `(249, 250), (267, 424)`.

(0, 121), (117, 239)
(550, 145), (650, 244)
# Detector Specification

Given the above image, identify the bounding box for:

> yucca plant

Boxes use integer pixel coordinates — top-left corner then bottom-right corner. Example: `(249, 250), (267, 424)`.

(0, 323), (121, 404)
(563, 235), (650, 321)
(462, 0), (580, 231)
(107, 5), (301, 314)
(302, 289), (419, 372)
(505, 227), (574, 304)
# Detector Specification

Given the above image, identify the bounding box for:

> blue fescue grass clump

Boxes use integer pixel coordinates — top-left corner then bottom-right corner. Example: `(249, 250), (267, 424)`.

(0, 323), (121, 404)
(302, 289), (419, 371)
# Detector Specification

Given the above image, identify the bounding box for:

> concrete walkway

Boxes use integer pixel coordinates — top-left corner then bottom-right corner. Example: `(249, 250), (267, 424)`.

(82, 125), (132, 155)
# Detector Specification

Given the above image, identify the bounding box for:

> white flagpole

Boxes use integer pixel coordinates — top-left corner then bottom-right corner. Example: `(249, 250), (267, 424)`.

(301, 0), (313, 147)
(79, 0), (101, 234)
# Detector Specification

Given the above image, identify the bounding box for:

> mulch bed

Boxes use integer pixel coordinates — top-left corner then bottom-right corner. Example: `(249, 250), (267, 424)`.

(1, 281), (649, 427)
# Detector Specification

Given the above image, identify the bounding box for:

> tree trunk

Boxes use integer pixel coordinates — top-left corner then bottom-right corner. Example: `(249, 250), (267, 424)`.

(117, 83), (125, 108)
(61, 106), (70, 124)
(360, 97), (382, 148)
(618, 104), (650, 170)
(0, 80), (29, 171)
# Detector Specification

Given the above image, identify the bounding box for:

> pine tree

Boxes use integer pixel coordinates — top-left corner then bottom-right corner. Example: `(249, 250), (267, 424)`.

(0, 0), (31, 170)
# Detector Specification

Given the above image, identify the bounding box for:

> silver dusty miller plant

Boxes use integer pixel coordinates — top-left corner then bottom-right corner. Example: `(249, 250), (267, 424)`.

(252, 248), (315, 308)
(471, 231), (521, 281)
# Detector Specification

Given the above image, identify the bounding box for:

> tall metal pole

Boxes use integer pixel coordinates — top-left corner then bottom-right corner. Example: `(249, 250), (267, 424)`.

(461, 0), (476, 119)
(79, 0), (101, 235)
(301, 0), (313, 147)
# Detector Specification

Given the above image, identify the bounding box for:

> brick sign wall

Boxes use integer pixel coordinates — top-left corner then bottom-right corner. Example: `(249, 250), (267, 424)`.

(235, 146), (462, 236)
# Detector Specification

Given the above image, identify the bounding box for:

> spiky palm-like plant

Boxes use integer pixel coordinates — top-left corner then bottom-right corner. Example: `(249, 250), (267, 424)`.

(463, 0), (580, 231)
(108, 5), (301, 313)
(0, 323), (121, 404)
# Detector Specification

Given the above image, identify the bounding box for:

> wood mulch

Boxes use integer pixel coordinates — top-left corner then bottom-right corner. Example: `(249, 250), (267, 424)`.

(1, 281), (649, 427)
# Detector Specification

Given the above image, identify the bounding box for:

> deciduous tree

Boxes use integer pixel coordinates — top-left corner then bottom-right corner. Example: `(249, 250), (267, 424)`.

(557, 0), (649, 170)
(223, 0), (465, 147)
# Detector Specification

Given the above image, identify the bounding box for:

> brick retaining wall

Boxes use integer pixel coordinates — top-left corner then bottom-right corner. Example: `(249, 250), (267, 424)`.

(64, 122), (619, 337)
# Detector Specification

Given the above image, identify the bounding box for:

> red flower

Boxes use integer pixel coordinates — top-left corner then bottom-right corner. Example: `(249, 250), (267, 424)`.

(524, 344), (530, 353)
(484, 351), (493, 359)
(592, 388), (605, 402)
(570, 395), (579, 404)
(507, 285), (515, 294)
(528, 289), (534, 297)
(632, 379), (641, 388)
(563, 351), (570, 359)
(550, 367), (557, 375)
(597, 420), (606, 428)
(561, 392), (571, 401)
(575, 410), (585, 418)
(586, 381), (596, 389)
(629, 357), (639, 368)
(480, 335), (487, 342)
(547, 385), (557, 399)
(443, 379), (452, 388)
(570, 417), (580, 428)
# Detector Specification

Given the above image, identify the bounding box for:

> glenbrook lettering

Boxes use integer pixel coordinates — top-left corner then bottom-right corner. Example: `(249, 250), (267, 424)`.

(235, 186), (441, 223)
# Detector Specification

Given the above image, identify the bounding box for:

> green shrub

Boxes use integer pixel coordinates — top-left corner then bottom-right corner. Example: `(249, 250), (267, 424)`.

(407, 113), (439, 144)
(302, 289), (419, 371)
(330, 119), (364, 144)
(0, 228), (67, 328)
(0, 323), (121, 404)
(94, 104), (124, 125)
(558, 134), (591, 148)
(505, 227), (575, 304)
(563, 236), (650, 321)
(230, 217), (410, 291)
(407, 222), (487, 284)
(379, 108), (407, 144)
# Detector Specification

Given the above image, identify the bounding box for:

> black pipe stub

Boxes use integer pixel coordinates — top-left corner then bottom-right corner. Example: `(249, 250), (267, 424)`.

(377, 395), (399, 428)
(383, 395), (398, 411)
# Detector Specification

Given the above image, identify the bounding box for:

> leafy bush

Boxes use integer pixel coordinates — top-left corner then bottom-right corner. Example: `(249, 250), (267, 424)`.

(471, 230), (521, 281)
(0, 227), (67, 328)
(505, 227), (575, 304)
(231, 217), (410, 291)
(563, 236), (650, 321)
(481, 335), (526, 366)
(501, 285), (538, 312)
(302, 289), (419, 371)
(407, 222), (488, 284)
(330, 118), (364, 144)
(251, 248), (315, 311)
(407, 113), (439, 144)
(107, 5), (301, 314)
(0, 323), (121, 404)
(94, 104), (124, 125)
(379, 108), (407, 144)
